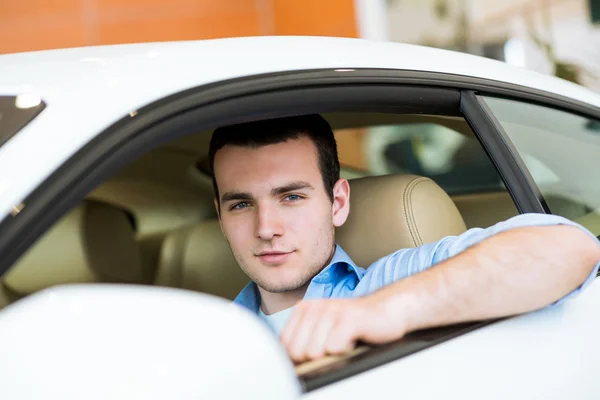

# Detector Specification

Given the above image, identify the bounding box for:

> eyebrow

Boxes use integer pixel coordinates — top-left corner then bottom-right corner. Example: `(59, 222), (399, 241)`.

(220, 181), (314, 203)
(270, 181), (315, 196)
(220, 191), (253, 204)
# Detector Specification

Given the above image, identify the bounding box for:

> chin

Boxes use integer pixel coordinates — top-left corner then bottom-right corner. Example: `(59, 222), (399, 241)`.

(257, 272), (309, 294)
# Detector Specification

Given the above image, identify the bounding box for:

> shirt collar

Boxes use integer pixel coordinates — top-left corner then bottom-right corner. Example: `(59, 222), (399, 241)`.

(233, 245), (362, 313)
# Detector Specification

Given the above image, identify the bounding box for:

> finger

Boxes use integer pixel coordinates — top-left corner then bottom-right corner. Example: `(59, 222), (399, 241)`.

(303, 309), (336, 360)
(280, 304), (307, 347)
(285, 303), (324, 363)
(323, 314), (358, 355)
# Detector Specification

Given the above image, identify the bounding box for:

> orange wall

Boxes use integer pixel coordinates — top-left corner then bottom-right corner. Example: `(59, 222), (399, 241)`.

(0, 0), (358, 54)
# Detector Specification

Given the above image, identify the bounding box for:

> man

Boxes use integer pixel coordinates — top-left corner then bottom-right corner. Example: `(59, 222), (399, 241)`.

(209, 114), (600, 363)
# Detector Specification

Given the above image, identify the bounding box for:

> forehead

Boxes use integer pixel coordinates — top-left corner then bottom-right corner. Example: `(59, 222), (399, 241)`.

(213, 136), (321, 191)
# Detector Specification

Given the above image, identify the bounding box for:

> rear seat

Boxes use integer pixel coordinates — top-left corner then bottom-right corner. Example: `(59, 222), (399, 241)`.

(153, 219), (249, 300)
(0, 200), (144, 307)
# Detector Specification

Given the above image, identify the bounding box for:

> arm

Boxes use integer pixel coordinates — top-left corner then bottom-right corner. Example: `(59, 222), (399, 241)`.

(362, 224), (599, 336)
(281, 223), (600, 363)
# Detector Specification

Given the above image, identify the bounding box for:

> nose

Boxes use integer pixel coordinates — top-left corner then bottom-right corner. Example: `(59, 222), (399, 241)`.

(255, 204), (283, 241)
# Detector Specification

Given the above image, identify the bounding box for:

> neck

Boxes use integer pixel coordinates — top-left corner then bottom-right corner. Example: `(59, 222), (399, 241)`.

(258, 283), (309, 315)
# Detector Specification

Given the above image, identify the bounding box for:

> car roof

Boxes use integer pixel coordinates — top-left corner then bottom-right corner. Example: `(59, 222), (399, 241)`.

(1, 36), (599, 108)
(0, 36), (599, 223)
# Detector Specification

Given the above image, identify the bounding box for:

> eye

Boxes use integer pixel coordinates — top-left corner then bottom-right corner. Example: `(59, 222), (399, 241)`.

(230, 201), (249, 210)
(284, 194), (302, 202)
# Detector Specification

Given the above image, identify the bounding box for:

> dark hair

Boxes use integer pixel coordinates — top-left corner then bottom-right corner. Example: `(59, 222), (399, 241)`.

(209, 114), (340, 203)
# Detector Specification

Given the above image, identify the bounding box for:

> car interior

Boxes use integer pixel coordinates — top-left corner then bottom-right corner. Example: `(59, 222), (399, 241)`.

(0, 111), (596, 374)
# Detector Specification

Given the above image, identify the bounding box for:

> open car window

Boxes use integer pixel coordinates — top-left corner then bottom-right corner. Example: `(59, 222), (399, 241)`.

(1, 112), (519, 308)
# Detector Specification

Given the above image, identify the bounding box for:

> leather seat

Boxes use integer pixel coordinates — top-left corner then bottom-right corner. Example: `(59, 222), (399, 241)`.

(336, 174), (467, 267)
(0, 200), (143, 307)
(154, 174), (467, 299)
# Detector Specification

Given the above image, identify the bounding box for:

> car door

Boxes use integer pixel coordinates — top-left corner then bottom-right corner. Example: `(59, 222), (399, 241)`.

(0, 68), (599, 399)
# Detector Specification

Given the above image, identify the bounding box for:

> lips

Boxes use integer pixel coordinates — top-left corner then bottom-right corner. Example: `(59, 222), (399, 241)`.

(256, 250), (294, 265)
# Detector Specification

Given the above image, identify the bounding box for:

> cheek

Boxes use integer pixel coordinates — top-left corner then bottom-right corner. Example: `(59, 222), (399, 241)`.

(286, 202), (331, 236)
(221, 216), (252, 246)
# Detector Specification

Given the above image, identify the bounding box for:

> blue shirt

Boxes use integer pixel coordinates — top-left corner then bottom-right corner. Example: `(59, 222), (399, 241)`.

(234, 213), (600, 317)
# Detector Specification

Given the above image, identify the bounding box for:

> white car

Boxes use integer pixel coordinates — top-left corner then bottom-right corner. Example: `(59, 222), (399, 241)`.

(0, 36), (599, 399)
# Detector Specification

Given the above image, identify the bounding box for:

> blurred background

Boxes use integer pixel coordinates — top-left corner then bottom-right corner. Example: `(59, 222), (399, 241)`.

(1, 0), (599, 91)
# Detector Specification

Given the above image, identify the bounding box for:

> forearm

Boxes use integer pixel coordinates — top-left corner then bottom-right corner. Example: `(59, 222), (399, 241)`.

(369, 225), (600, 334)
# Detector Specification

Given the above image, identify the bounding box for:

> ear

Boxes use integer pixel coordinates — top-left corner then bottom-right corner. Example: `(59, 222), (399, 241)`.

(214, 197), (221, 220)
(331, 178), (350, 228)
(214, 197), (226, 235)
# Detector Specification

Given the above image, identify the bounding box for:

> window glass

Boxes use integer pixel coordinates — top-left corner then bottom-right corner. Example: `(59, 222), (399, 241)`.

(482, 96), (600, 234)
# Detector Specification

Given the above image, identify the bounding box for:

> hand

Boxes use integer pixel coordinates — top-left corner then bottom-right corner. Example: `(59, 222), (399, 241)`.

(279, 295), (408, 363)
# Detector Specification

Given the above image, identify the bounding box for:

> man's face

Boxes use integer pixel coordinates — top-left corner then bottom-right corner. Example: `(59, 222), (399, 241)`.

(213, 136), (349, 293)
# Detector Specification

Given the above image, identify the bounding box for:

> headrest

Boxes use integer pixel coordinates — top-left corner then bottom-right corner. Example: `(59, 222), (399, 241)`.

(155, 219), (249, 300)
(336, 174), (467, 267)
(3, 200), (143, 295)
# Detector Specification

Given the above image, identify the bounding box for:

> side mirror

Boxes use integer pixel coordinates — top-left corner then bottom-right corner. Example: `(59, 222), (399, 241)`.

(0, 284), (301, 399)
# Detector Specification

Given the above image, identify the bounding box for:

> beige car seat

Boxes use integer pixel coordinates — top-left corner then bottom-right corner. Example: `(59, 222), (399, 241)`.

(154, 174), (467, 300)
(0, 200), (143, 307)
(336, 174), (468, 267)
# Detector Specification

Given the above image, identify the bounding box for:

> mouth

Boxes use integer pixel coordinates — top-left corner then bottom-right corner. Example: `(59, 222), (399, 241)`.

(256, 250), (294, 265)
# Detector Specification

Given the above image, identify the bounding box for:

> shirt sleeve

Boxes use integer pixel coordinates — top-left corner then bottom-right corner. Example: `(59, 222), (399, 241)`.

(353, 213), (600, 306)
